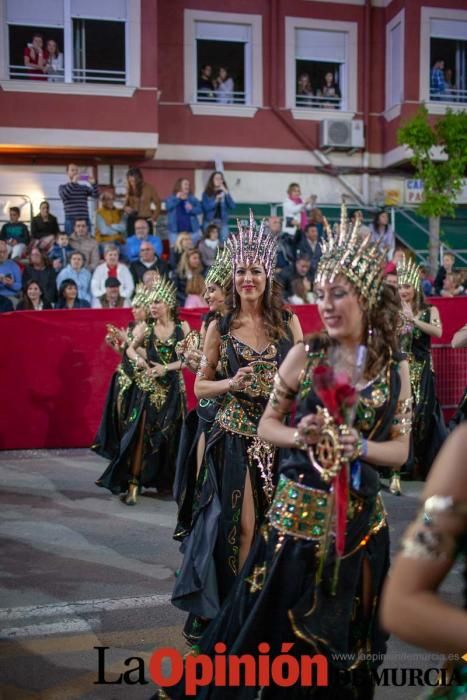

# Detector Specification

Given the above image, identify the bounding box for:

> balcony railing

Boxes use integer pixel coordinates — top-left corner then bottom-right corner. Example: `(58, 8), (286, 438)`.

(196, 89), (246, 105)
(429, 87), (467, 104)
(295, 94), (342, 109)
(8, 64), (126, 85)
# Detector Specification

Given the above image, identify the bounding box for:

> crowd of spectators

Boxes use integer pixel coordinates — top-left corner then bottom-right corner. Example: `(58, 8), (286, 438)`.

(0, 170), (465, 313)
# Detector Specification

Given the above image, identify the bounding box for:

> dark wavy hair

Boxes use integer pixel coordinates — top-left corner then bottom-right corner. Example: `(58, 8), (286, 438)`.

(306, 283), (402, 379)
(223, 276), (288, 342)
(127, 167), (143, 198)
(204, 171), (228, 198)
(21, 279), (46, 310)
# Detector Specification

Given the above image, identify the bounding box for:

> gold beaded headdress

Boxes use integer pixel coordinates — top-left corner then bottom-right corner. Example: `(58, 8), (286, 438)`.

(315, 203), (386, 308)
(147, 276), (177, 308)
(226, 210), (277, 278)
(132, 283), (150, 308)
(397, 256), (421, 289)
(205, 247), (232, 289)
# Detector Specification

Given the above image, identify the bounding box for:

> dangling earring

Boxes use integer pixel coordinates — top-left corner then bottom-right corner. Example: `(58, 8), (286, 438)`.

(367, 324), (374, 347)
(267, 278), (272, 303)
(232, 284), (236, 309)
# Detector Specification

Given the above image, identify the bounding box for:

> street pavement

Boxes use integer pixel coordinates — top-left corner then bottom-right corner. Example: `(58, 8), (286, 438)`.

(0, 449), (463, 700)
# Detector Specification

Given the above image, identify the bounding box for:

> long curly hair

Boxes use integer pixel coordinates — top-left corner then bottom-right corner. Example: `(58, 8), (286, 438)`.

(223, 276), (288, 342)
(306, 283), (402, 379)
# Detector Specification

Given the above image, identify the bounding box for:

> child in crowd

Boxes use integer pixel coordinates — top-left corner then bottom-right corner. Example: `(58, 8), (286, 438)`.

(48, 232), (73, 271)
(0, 207), (30, 259)
(183, 275), (207, 308)
(197, 223), (220, 268)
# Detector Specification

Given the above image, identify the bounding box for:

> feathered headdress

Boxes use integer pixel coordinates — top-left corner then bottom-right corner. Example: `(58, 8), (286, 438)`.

(315, 203), (386, 308)
(226, 210), (277, 278)
(397, 256), (422, 289)
(205, 247), (232, 289)
(147, 276), (177, 308)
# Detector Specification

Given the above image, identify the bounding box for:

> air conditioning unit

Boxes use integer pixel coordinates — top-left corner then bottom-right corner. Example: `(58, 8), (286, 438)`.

(320, 119), (365, 150)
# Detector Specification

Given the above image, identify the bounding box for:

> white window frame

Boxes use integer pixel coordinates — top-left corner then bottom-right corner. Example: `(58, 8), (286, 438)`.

(285, 16), (357, 121)
(0, 0), (140, 96)
(184, 9), (262, 118)
(420, 6), (467, 115)
(385, 9), (405, 121)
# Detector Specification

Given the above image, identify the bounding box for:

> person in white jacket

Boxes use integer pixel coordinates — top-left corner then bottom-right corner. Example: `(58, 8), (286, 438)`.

(281, 183), (314, 237)
(90, 244), (134, 303)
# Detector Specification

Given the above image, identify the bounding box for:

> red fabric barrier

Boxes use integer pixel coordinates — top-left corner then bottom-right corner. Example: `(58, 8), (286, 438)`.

(0, 299), (465, 450)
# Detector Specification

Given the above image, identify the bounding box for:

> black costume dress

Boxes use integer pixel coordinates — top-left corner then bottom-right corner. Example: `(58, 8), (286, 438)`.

(400, 306), (447, 477)
(92, 321), (140, 462)
(173, 313), (223, 542)
(172, 313), (294, 637)
(165, 340), (402, 700)
(97, 323), (186, 494)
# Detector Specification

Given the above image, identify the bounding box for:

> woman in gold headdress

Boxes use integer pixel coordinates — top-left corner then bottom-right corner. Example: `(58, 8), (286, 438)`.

(396, 257), (447, 489)
(171, 213), (303, 644)
(93, 284), (150, 465)
(173, 248), (232, 541)
(163, 206), (411, 700)
(97, 277), (190, 504)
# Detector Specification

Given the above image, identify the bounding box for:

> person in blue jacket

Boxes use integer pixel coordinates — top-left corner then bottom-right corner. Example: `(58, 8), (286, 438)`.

(165, 178), (202, 247)
(201, 171), (236, 242)
(124, 218), (163, 262)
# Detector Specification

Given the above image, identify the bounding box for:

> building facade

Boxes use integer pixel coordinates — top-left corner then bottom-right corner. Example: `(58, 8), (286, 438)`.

(0, 0), (466, 219)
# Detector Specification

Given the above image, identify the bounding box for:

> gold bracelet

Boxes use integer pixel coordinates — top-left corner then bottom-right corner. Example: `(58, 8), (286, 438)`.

(293, 429), (307, 450)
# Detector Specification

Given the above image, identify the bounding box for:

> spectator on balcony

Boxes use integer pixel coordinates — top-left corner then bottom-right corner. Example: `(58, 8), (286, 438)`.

(288, 276), (315, 305)
(59, 164), (99, 234)
(0, 240), (22, 305)
(95, 192), (126, 246)
(0, 207), (30, 260)
(184, 275), (207, 309)
(130, 241), (169, 285)
(48, 231), (73, 272)
(317, 72), (341, 109)
(169, 232), (193, 270)
(198, 223), (220, 268)
(370, 209), (395, 260)
(430, 58), (446, 100)
(214, 66), (234, 104)
(278, 254), (313, 300)
(44, 39), (63, 82)
(201, 171), (235, 242)
(124, 168), (161, 236)
(22, 248), (57, 305)
(282, 183), (313, 237)
(166, 178), (202, 247)
(444, 67), (455, 100)
(69, 218), (100, 272)
(92, 277), (130, 309)
(16, 280), (52, 311)
(198, 64), (215, 102)
(23, 33), (47, 79)
(296, 72), (314, 107)
(433, 252), (456, 295)
(174, 248), (205, 306)
(296, 222), (322, 280)
(91, 244), (134, 303)
(124, 217), (163, 262)
(55, 279), (91, 309)
(56, 251), (92, 304)
(31, 201), (59, 250)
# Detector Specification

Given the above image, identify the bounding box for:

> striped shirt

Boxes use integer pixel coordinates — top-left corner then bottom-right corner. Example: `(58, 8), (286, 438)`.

(59, 182), (99, 221)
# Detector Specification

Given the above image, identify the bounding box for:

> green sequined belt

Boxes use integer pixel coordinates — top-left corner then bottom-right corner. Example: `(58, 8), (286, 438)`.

(216, 394), (264, 437)
(268, 475), (387, 546)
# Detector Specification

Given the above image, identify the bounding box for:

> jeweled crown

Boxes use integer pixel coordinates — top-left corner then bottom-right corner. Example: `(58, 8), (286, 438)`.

(205, 246), (232, 289)
(315, 203), (386, 308)
(147, 276), (177, 307)
(132, 283), (150, 308)
(226, 210), (277, 277)
(397, 256), (421, 289)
